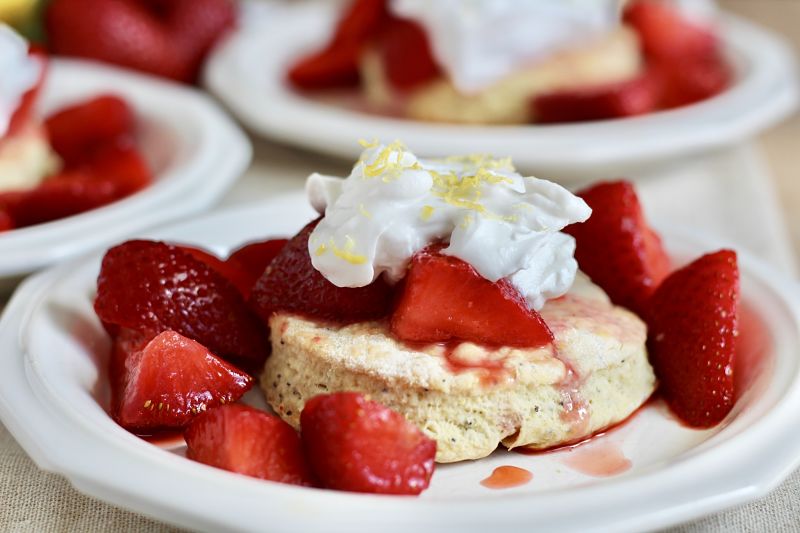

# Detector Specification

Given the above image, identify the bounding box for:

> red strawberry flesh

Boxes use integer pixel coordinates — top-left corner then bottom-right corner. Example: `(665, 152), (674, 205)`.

(624, 0), (719, 62)
(390, 247), (553, 348)
(565, 181), (670, 317)
(301, 392), (435, 494)
(45, 94), (136, 167)
(114, 330), (252, 432)
(287, 0), (388, 89)
(185, 404), (314, 486)
(647, 250), (739, 428)
(376, 15), (440, 90)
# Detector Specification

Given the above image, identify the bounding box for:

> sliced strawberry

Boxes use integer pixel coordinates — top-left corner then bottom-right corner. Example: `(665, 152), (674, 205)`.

(301, 392), (435, 494)
(179, 245), (252, 298)
(113, 330), (252, 432)
(533, 70), (661, 123)
(376, 16), (440, 90)
(95, 240), (269, 370)
(656, 53), (730, 108)
(185, 404), (314, 486)
(624, 0), (719, 62)
(5, 170), (121, 227)
(287, 0), (388, 89)
(2, 143), (151, 229)
(45, 94), (136, 167)
(109, 327), (153, 414)
(647, 250), (739, 428)
(390, 247), (553, 347)
(6, 48), (47, 140)
(226, 238), (288, 297)
(81, 141), (153, 196)
(250, 219), (395, 324)
(565, 181), (671, 317)
(0, 210), (13, 232)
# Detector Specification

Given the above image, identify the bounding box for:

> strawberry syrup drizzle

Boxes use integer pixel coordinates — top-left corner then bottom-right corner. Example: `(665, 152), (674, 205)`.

(480, 465), (533, 489)
(733, 303), (773, 400)
(561, 440), (631, 477)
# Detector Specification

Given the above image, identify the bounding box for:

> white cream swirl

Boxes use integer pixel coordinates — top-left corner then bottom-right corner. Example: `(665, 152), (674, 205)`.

(0, 24), (40, 139)
(306, 142), (591, 310)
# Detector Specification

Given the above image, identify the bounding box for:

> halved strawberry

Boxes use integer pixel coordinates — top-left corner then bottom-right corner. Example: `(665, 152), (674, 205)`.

(185, 404), (314, 486)
(6, 48), (47, 140)
(376, 15), (440, 90)
(301, 392), (435, 494)
(95, 240), (269, 370)
(179, 245), (252, 298)
(45, 95), (136, 167)
(390, 247), (553, 347)
(0, 210), (13, 232)
(287, 0), (387, 89)
(647, 250), (739, 428)
(3, 143), (151, 229)
(250, 219), (395, 324)
(226, 238), (288, 298)
(624, 0), (719, 62)
(656, 53), (730, 108)
(113, 330), (252, 432)
(533, 70), (661, 123)
(565, 181), (671, 317)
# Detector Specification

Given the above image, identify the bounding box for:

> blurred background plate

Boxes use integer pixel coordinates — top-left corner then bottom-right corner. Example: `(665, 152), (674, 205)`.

(0, 58), (252, 291)
(204, 1), (798, 180)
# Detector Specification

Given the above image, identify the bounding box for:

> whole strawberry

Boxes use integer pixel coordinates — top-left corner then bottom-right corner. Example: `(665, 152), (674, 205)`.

(647, 249), (739, 428)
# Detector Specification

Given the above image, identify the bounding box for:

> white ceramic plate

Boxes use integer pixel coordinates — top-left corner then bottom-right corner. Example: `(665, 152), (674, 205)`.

(204, 1), (798, 177)
(1, 192), (800, 533)
(0, 58), (252, 287)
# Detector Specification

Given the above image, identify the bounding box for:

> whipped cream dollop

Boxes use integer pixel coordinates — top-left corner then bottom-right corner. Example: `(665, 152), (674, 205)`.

(390, 0), (620, 93)
(306, 142), (591, 310)
(0, 24), (40, 139)
(389, 0), (718, 93)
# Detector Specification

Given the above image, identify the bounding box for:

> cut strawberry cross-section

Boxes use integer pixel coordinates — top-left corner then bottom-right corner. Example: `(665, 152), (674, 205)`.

(301, 392), (435, 494)
(287, 0), (388, 89)
(250, 219), (395, 324)
(185, 404), (314, 486)
(113, 330), (253, 432)
(390, 246), (554, 348)
(95, 240), (269, 370)
(647, 249), (739, 428)
(565, 181), (671, 317)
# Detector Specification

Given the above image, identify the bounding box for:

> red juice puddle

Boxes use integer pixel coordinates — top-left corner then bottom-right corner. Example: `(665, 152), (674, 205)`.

(514, 394), (655, 455)
(561, 440), (631, 477)
(480, 466), (533, 489)
(139, 431), (186, 449)
(733, 302), (773, 400)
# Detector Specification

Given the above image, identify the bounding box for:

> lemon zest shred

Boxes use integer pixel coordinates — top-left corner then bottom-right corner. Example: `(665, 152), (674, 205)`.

(420, 205), (435, 221)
